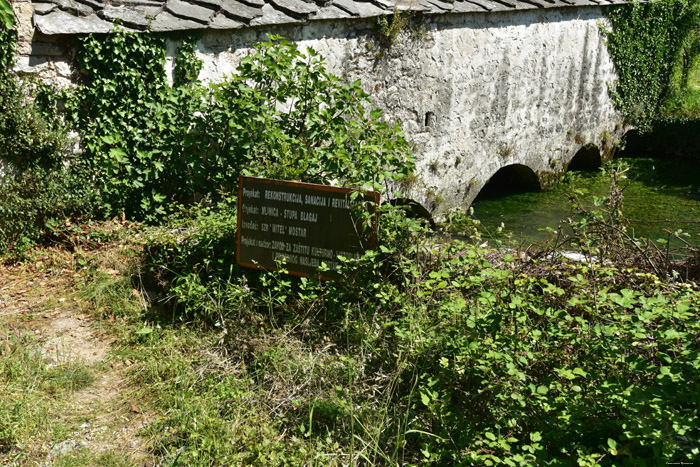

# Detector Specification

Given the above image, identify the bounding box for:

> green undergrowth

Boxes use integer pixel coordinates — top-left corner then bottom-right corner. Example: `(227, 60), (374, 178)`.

(73, 192), (700, 465)
(0, 331), (95, 463)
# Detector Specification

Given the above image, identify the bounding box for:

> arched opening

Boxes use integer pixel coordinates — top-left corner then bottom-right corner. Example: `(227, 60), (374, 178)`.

(389, 198), (435, 228)
(568, 144), (602, 171)
(474, 164), (541, 201)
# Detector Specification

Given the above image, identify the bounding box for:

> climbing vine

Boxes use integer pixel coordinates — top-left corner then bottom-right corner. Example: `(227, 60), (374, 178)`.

(0, 0), (13, 30)
(1, 20), (98, 255)
(68, 31), (414, 220)
(602, 0), (700, 131)
(67, 29), (207, 219)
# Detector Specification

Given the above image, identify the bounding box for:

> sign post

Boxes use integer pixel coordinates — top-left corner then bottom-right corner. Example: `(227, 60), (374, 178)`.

(236, 176), (379, 280)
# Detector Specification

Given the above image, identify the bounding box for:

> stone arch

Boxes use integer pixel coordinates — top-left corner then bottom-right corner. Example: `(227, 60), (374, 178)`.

(474, 164), (541, 200)
(568, 144), (602, 171)
(389, 198), (436, 228)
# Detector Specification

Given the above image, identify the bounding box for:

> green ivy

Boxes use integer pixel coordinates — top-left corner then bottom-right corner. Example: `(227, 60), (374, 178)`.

(0, 0), (13, 30)
(68, 29), (201, 219)
(0, 19), (94, 256)
(69, 31), (414, 221)
(603, 0), (700, 131)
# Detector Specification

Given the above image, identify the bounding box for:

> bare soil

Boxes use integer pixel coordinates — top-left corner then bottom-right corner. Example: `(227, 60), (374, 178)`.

(0, 251), (153, 465)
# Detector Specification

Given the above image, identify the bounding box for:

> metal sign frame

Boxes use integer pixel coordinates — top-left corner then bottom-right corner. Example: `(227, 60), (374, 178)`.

(236, 176), (380, 280)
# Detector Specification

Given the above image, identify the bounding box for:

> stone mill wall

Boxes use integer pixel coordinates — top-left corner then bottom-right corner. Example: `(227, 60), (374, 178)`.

(11, 3), (624, 217)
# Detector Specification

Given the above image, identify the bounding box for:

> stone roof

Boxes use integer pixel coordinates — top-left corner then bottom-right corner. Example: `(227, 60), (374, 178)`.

(32, 0), (629, 35)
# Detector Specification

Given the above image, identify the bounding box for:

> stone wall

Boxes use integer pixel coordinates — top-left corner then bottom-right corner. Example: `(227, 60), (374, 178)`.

(11, 4), (624, 217)
(11, 0), (74, 86)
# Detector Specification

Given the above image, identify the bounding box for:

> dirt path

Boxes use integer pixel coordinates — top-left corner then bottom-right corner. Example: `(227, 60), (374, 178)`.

(0, 254), (152, 465)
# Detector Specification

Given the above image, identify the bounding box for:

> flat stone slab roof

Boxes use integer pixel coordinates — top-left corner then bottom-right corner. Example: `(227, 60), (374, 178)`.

(32, 0), (630, 35)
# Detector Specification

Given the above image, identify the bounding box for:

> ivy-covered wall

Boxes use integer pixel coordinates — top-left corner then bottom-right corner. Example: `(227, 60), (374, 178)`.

(11, 5), (625, 217)
(602, 0), (700, 131)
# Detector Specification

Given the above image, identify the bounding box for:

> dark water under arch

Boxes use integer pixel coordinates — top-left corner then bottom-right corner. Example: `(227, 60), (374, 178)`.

(470, 156), (700, 250)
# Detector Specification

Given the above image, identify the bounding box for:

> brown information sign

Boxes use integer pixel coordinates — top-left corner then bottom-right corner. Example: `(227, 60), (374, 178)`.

(236, 176), (379, 280)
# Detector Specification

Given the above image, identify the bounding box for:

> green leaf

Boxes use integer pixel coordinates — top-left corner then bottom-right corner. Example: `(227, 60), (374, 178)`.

(420, 392), (430, 406)
(0, 0), (15, 29)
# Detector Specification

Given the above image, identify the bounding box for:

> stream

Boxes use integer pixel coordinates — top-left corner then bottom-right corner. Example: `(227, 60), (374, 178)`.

(470, 156), (700, 251)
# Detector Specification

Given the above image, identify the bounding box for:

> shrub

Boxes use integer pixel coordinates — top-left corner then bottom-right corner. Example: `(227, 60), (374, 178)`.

(0, 22), (97, 258)
(0, 164), (100, 257)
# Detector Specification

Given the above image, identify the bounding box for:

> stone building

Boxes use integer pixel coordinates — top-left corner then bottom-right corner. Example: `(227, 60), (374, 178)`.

(10, 0), (627, 216)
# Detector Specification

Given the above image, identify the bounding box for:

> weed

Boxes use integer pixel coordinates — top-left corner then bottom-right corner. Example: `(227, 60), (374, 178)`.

(428, 159), (439, 173)
(497, 142), (515, 158)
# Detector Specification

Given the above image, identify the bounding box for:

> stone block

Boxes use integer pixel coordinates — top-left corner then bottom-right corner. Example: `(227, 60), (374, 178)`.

(220, 0), (263, 21)
(99, 4), (161, 29)
(238, 0), (265, 7)
(310, 4), (350, 18)
(33, 3), (57, 15)
(209, 11), (244, 28)
(250, 2), (298, 25)
(35, 10), (115, 34)
(29, 40), (68, 56)
(330, 0), (360, 16)
(165, 0), (216, 23)
(54, 0), (94, 16)
(149, 10), (208, 30)
(268, 0), (318, 17)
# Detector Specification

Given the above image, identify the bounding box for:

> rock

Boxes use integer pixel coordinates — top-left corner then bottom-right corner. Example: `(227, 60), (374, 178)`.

(50, 440), (85, 457)
(33, 3), (57, 15)
(268, 0), (318, 17)
(99, 5), (161, 29)
(329, 0), (360, 16)
(148, 10), (208, 31)
(35, 10), (116, 34)
(209, 11), (245, 28)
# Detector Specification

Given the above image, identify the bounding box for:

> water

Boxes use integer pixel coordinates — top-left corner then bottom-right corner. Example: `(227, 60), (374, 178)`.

(471, 157), (700, 250)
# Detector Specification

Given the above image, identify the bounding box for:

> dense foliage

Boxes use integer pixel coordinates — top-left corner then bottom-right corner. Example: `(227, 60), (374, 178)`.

(0, 22), (97, 256)
(1, 14), (699, 466)
(1, 29), (413, 254)
(603, 0), (700, 130)
(132, 185), (700, 465)
(0, 0), (13, 29)
(68, 30), (413, 220)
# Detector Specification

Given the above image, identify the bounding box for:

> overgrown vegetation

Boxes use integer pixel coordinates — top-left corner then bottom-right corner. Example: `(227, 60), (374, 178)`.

(603, 0), (700, 129)
(0, 21), (99, 259)
(1, 9), (699, 466)
(65, 31), (412, 221)
(65, 171), (697, 465)
(0, 29), (412, 254)
(0, 0), (13, 29)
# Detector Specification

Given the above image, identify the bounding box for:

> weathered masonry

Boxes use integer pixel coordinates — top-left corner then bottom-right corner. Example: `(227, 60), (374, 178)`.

(11, 0), (628, 217)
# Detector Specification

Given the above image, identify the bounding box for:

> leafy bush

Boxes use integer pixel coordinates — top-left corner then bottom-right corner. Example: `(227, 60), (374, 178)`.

(191, 37), (413, 191)
(0, 164), (100, 257)
(0, 22), (98, 258)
